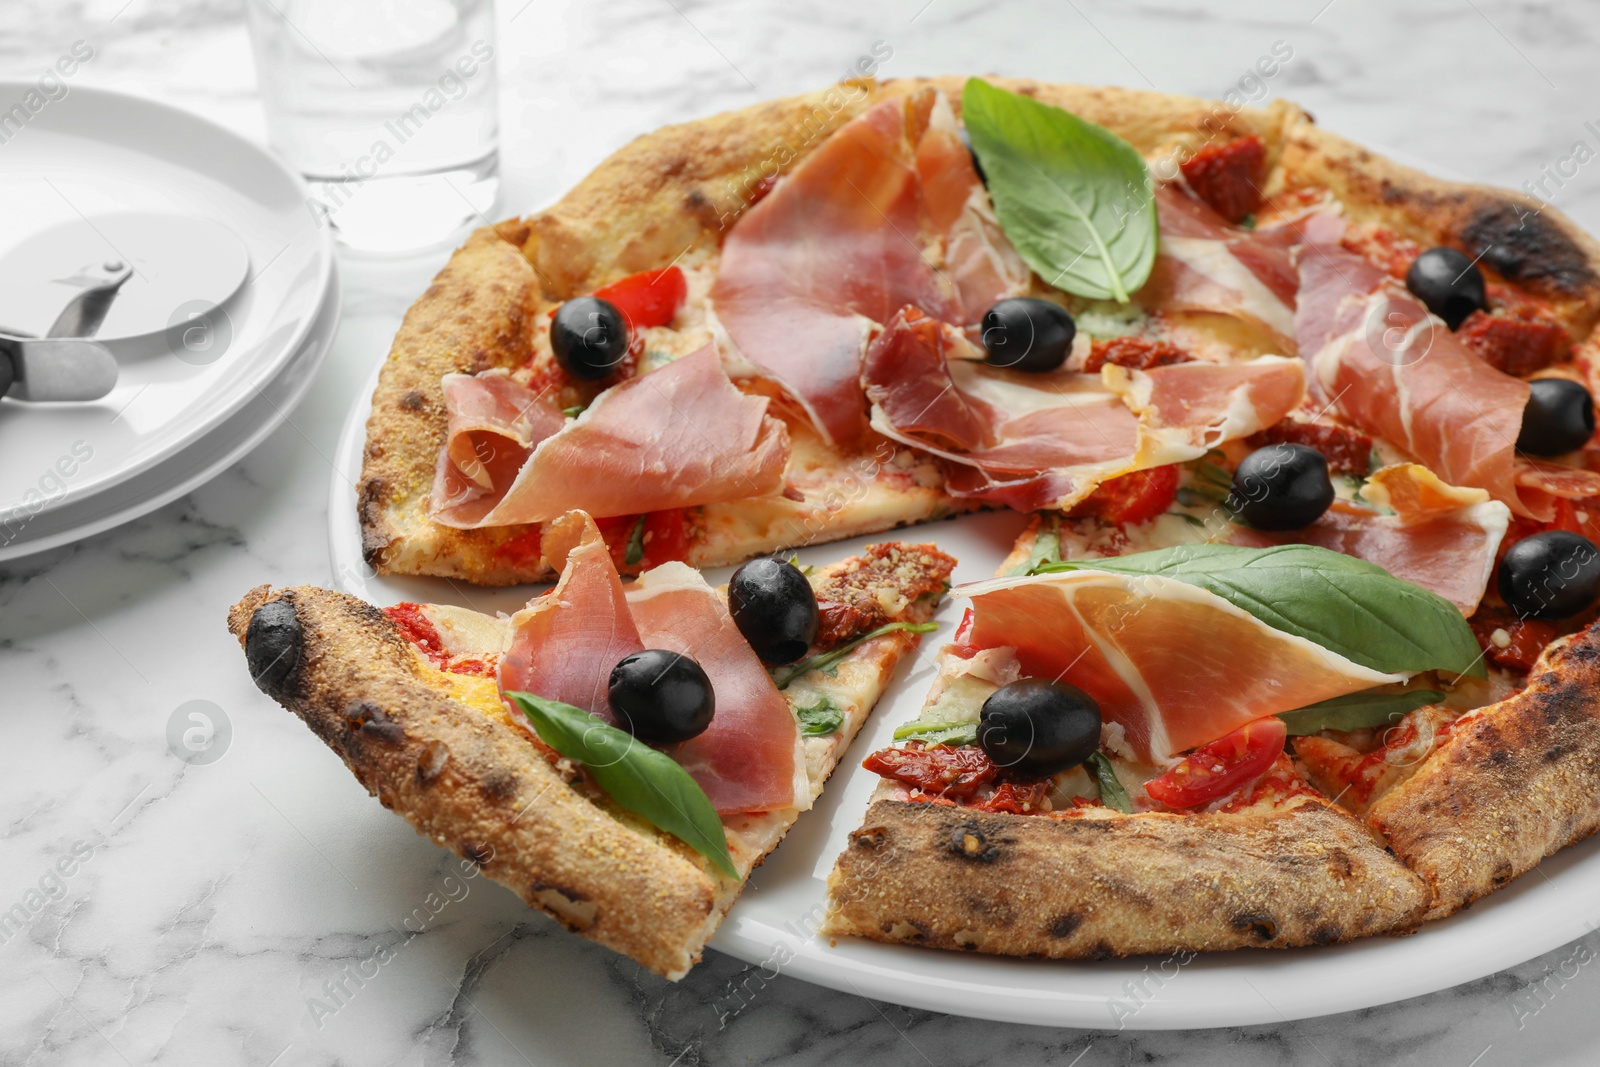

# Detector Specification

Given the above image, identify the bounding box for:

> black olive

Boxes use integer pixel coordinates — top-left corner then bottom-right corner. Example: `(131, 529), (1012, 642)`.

(1229, 444), (1335, 531)
(1517, 378), (1595, 457)
(1498, 530), (1600, 620)
(980, 298), (1075, 373)
(551, 296), (629, 381)
(977, 679), (1102, 777)
(727, 557), (819, 665)
(959, 127), (986, 185)
(1405, 247), (1486, 330)
(245, 600), (301, 695)
(608, 649), (716, 744)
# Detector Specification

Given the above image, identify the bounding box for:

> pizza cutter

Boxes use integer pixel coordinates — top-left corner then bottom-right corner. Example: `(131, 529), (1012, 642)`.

(0, 259), (128, 403)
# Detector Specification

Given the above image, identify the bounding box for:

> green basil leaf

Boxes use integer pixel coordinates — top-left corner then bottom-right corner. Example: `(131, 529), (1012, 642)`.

(1085, 752), (1132, 813)
(962, 77), (1157, 303)
(772, 621), (939, 689)
(1006, 523), (1060, 577)
(795, 695), (844, 737)
(892, 720), (979, 746)
(562, 404), (586, 419)
(507, 692), (737, 878)
(1036, 543), (1484, 678)
(1278, 689), (1445, 736)
(623, 515), (647, 566)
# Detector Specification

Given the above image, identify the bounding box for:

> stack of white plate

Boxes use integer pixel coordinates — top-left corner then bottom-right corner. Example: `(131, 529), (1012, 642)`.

(0, 83), (337, 561)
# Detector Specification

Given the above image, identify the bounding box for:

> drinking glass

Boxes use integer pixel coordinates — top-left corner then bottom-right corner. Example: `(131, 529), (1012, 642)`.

(246, 0), (500, 253)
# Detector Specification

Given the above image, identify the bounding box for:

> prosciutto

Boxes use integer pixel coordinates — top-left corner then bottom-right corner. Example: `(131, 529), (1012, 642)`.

(711, 89), (1025, 446)
(431, 372), (568, 527)
(430, 347), (790, 529)
(1227, 464), (1511, 615)
(863, 307), (1305, 511)
(500, 512), (801, 813)
(1293, 244), (1600, 519)
(1138, 184), (1341, 345)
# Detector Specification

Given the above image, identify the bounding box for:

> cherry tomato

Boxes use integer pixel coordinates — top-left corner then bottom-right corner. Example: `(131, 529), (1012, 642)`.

(862, 741), (998, 800)
(1071, 464), (1181, 526)
(592, 266), (687, 330)
(1144, 717), (1287, 809)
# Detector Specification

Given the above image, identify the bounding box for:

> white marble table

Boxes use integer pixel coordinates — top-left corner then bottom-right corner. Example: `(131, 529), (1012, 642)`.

(6, 1), (1600, 1063)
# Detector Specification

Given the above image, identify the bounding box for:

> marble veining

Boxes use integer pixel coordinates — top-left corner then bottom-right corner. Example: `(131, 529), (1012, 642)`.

(5, 0), (1600, 1063)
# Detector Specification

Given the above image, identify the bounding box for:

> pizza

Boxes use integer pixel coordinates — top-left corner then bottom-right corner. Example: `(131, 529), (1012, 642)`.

(229, 520), (952, 978)
(244, 73), (1600, 976)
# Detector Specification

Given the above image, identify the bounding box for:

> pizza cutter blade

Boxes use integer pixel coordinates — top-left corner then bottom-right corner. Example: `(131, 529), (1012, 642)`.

(0, 335), (119, 402)
(46, 260), (135, 339)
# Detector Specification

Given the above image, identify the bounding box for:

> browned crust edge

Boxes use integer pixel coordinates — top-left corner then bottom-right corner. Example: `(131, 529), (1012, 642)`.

(226, 583), (723, 979)
(1371, 624), (1600, 920)
(823, 796), (1427, 959)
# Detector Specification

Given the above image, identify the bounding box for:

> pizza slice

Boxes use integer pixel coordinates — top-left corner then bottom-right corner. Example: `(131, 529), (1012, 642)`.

(229, 515), (953, 978)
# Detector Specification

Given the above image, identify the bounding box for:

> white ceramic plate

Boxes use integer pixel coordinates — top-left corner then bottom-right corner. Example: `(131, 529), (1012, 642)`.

(0, 270), (339, 561)
(0, 82), (332, 523)
(326, 357), (1600, 1028)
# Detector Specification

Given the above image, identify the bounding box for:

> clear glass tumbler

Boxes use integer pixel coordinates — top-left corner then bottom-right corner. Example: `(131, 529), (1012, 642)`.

(246, 0), (500, 253)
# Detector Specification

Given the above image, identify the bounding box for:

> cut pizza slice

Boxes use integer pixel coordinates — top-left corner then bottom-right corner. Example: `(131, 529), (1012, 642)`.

(228, 515), (954, 979)
(820, 540), (1486, 958)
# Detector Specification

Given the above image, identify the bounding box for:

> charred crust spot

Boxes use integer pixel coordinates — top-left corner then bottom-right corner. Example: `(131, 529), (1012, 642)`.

(1487, 748), (1512, 767)
(482, 769), (519, 800)
(1310, 924), (1342, 945)
(245, 600), (301, 696)
(850, 825), (890, 852)
(1544, 745), (1566, 763)
(417, 739), (450, 783)
(1460, 202), (1597, 295)
(1326, 849), (1354, 879)
(1231, 913), (1279, 942)
(531, 882), (597, 931)
(1088, 941), (1115, 961)
(399, 389), (426, 411)
(344, 700), (406, 744)
(462, 842), (493, 866)
(1047, 913), (1083, 939)
(1492, 860), (1516, 886)
(947, 822), (999, 863)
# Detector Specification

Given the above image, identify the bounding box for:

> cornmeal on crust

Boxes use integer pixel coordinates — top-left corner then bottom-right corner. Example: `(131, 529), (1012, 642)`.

(228, 543), (949, 979)
(824, 797), (1427, 958)
(358, 75), (1600, 585)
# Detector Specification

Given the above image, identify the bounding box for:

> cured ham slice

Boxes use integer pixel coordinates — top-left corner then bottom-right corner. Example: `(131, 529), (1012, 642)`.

(627, 564), (806, 814)
(1293, 245), (1600, 519)
(862, 307), (1304, 512)
(1138, 184), (1340, 344)
(956, 569), (1401, 763)
(430, 347), (790, 529)
(711, 90), (1024, 446)
(431, 372), (567, 526)
(500, 512), (799, 813)
(500, 512), (643, 717)
(1228, 464), (1511, 615)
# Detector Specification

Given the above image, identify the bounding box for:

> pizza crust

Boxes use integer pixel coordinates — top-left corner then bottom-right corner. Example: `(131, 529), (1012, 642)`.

(1370, 625), (1600, 919)
(824, 796), (1426, 958)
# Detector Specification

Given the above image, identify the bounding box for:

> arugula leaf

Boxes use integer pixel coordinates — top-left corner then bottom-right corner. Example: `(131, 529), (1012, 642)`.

(623, 515), (647, 566)
(962, 78), (1157, 303)
(507, 692), (737, 878)
(772, 621), (939, 689)
(892, 719), (979, 746)
(1085, 752), (1132, 813)
(1278, 689), (1445, 736)
(562, 404), (587, 419)
(1035, 543), (1484, 678)
(794, 695), (844, 737)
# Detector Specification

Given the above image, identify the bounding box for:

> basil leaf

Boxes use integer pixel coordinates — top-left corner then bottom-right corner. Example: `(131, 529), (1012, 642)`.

(962, 77), (1157, 303)
(1086, 752), (1132, 813)
(1036, 543), (1484, 678)
(794, 695), (844, 737)
(562, 404), (586, 419)
(1006, 523), (1060, 577)
(507, 692), (737, 878)
(1278, 689), (1445, 737)
(623, 516), (647, 566)
(892, 720), (979, 746)
(772, 621), (938, 689)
